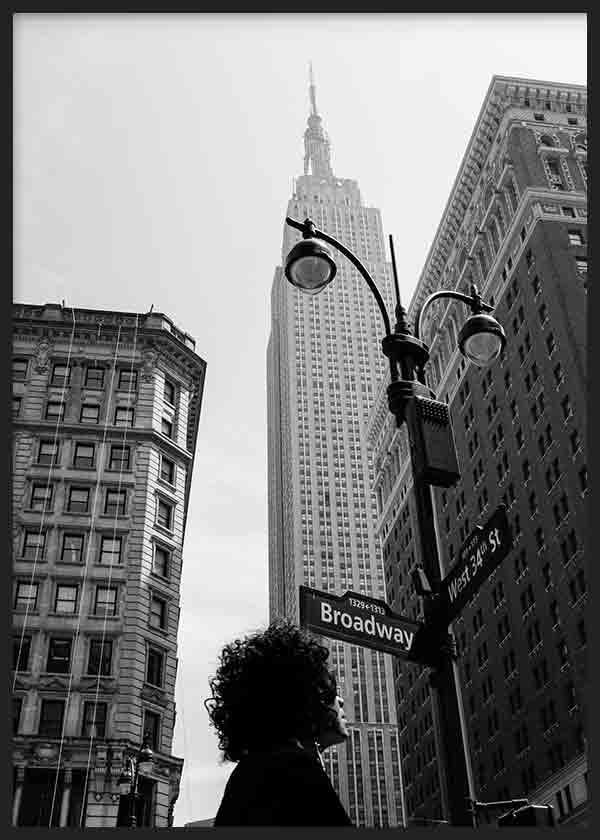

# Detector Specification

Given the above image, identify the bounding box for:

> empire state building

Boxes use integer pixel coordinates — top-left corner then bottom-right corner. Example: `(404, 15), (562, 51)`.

(267, 69), (406, 828)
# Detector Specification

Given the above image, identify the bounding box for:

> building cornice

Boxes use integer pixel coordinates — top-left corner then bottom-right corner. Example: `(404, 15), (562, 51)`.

(408, 76), (587, 322)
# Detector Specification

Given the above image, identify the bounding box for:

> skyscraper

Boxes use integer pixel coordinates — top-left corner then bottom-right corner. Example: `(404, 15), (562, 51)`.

(267, 70), (405, 828)
(11, 303), (206, 827)
(368, 76), (588, 827)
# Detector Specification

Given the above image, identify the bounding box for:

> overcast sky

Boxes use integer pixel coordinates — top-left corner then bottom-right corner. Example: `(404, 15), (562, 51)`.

(13, 12), (586, 826)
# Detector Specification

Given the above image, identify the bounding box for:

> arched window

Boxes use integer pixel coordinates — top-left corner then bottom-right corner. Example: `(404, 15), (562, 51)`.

(540, 134), (555, 147)
(574, 133), (587, 153)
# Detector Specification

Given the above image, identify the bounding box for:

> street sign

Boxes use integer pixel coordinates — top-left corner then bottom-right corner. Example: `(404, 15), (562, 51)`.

(439, 505), (512, 623)
(299, 586), (422, 659)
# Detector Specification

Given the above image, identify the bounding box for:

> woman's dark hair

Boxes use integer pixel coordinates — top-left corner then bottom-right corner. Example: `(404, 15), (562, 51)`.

(205, 620), (337, 762)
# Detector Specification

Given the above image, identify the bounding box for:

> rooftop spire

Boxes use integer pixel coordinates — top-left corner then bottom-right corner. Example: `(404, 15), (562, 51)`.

(303, 63), (333, 179)
(309, 61), (318, 115)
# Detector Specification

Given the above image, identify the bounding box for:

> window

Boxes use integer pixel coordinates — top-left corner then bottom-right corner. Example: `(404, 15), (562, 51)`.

(51, 363), (71, 386)
(153, 545), (170, 578)
(99, 536), (122, 564)
(156, 499), (173, 531)
(528, 491), (538, 516)
(55, 584), (78, 614)
(553, 362), (563, 386)
(160, 455), (175, 485)
(117, 369), (138, 391)
(578, 465), (587, 493)
(13, 635), (31, 671)
(87, 639), (113, 676)
(143, 710), (161, 751)
(13, 358), (28, 380)
(515, 549), (528, 578)
(520, 583), (535, 615)
(94, 586), (118, 616)
(45, 400), (65, 421)
(38, 440), (59, 465)
(563, 206), (576, 217)
(150, 594), (167, 630)
(85, 366), (105, 388)
(73, 443), (95, 469)
(538, 303), (548, 325)
(527, 620), (542, 653)
(509, 685), (523, 715)
(542, 562), (552, 588)
(161, 417), (173, 438)
(46, 638), (72, 674)
(568, 230), (584, 246)
(575, 257), (588, 273)
(61, 533), (84, 563)
(104, 489), (126, 517)
(39, 699), (65, 738)
(80, 404), (100, 424)
(557, 639), (569, 668)
(23, 530), (46, 560)
(531, 274), (541, 296)
(13, 396), (22, 416)
(31, 483), (53, 511)
(68, 487), (90, 513)
(146, 647), (164, 687)
(503, 649), (516, 679)
(114, 406), (134, 427)
(109, 445), (131, 471)
(13, 697), (23, 734)
(164, 379), (176, 405)
(82, 701), (107, 738)
(535, 527), (546, 551)
(533, 658), (549, 690)
(14, 582), (38, 610)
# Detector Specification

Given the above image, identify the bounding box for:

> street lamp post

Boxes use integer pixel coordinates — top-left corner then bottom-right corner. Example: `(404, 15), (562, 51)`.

(117, 739), (153, 827)
(284, 216), (506, 827)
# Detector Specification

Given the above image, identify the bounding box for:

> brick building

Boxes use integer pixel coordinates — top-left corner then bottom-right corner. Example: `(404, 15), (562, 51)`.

(367, 76), (588, 827)
(11, 303), (206, 827)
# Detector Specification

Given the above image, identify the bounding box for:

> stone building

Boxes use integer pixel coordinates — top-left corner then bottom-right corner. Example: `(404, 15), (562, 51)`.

(11, 303), (206, 827)
(267, 70), (405, 827)
(367, 76), (587, 826)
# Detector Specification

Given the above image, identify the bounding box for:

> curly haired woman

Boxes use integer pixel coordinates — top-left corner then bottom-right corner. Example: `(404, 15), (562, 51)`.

(206, 620), (352, 826)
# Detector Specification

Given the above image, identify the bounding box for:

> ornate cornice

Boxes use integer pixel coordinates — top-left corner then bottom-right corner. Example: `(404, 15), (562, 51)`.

(408, 76), (587, 322)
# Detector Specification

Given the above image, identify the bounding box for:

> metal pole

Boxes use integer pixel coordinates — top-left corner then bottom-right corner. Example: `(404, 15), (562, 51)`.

(129, 758), (138, 828)
(405, 398), (476, 827)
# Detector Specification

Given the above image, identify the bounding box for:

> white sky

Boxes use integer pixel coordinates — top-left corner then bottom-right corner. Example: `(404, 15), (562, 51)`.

(13, 12), (586, 826)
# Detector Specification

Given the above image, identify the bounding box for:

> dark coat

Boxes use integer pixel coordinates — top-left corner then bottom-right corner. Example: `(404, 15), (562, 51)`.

(214, 743), (353, 826)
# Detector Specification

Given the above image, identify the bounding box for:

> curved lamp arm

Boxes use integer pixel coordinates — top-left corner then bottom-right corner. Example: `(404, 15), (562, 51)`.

(415, 286), (494, 343)
(285, 216), (392, 337)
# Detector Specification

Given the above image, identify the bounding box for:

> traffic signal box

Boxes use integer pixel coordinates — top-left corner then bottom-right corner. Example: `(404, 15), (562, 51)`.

(498, 804), (555, 827)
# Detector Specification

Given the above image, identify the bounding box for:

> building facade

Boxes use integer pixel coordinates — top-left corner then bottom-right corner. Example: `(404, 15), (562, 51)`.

(11, 303), (206, 827)
(367, 76), (588, 826)
(267, 72), (405, 828)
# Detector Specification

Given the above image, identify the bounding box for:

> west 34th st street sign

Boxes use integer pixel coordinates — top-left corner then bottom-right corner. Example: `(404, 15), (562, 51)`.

(299, 586), (422, 659)
(437, 505), (512, 624)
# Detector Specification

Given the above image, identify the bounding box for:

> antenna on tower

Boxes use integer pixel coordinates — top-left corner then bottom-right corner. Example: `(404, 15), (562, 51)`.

(308, 60), (318, 116)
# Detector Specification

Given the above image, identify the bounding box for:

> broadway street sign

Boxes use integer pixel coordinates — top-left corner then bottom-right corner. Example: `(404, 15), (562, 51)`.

(299, 586), (422, 659)
(439, 505), (512, 623)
